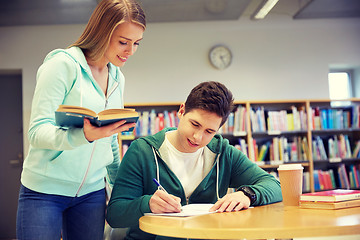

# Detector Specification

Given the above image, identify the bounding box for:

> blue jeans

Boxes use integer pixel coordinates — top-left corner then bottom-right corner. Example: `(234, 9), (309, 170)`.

(16, 185), (106, 240)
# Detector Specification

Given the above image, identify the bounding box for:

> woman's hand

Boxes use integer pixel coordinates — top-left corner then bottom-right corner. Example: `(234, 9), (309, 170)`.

(149, 190), (182, 214)
(83, 118), (136, 142)
(209, 191), (251, 212)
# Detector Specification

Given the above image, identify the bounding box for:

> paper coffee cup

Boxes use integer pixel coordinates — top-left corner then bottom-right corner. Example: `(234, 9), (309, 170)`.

(277, 164), (304, 206)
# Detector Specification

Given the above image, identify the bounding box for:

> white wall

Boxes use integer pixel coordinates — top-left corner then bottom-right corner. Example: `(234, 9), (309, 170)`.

(0, 14), (360, 153)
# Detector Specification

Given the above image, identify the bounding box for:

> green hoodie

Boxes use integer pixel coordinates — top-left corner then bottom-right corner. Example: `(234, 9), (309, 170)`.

(106, 128), (282, 240)
(21, 47), (124, 197)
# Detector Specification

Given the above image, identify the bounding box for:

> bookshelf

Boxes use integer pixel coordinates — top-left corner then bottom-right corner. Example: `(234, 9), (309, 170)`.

(120, 99), (360, 193)
(308, 99), (360, 191)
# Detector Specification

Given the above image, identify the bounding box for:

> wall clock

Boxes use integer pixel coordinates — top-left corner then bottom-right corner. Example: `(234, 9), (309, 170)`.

(209, 45), (232, 70)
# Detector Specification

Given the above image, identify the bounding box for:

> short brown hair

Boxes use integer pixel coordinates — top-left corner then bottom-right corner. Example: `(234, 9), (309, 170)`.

(184, 81), (234, 127)
(70, 0), (146, 61)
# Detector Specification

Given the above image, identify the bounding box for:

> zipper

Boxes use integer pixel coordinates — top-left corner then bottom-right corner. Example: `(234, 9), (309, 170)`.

(75, 81), (120, 197)
(105, 82), (119, 109)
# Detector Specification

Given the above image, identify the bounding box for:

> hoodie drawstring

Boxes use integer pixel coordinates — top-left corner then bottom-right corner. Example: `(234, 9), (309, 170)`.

(215, 154), (220, 200)
(152, 147), (160, 186)
(75, 63), (83, 107)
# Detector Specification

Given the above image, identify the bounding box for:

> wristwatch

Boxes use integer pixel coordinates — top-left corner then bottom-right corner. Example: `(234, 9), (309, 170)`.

(237, 186), (257, 205)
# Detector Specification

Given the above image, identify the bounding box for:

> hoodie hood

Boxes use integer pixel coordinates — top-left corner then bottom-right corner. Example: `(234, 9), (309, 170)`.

(41, 46), (125, 109)
(44, 47), (121, 84)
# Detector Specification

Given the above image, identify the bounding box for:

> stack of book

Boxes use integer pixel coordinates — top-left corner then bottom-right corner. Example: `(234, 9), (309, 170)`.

(300, 189), (360, 210)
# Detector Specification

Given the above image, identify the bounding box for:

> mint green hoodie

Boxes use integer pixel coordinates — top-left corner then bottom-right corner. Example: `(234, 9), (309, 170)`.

(21, 47), (124, 197)
(106, 128), (282, 240)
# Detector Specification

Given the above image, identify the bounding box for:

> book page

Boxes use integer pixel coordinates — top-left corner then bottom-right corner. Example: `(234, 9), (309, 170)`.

(56, 105), (97, 117)
(98, 108), (138, 120)
(100, 108), (136, 115)
(144, 203), (216, 217)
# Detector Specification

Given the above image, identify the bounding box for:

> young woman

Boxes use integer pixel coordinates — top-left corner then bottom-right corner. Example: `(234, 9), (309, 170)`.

(16, 0), (146, 239)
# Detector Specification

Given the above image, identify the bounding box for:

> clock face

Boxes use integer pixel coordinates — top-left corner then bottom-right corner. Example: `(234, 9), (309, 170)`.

(209, 45), (232, 70)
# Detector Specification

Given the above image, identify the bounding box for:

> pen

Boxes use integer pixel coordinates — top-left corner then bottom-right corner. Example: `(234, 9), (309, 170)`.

(153, 178), (182, 211)
(153, 178), (168, 194)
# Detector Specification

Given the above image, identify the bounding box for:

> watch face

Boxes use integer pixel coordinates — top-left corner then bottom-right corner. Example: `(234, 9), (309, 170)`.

(209, 45), (232, 70)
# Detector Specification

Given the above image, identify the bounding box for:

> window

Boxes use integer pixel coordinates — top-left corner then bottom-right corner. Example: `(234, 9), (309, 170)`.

(328, 72), (351, 107)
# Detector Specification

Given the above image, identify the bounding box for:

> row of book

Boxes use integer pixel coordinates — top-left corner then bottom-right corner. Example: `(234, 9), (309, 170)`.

(314, 169), (336, 191)
(312, 134), (352, 161)
(235, 136), (310, 163)
(314, 164), (360, 191)
(249, 106), (307, 133)
(126, 109), (179, 137)
(352, 105), (360, 129)
(353, 140), (360, 158)
(219, 106), (247, 135)
(309, 107), (352, 130)
(220, 105), (308, 135)
(340, 164), (360, 189)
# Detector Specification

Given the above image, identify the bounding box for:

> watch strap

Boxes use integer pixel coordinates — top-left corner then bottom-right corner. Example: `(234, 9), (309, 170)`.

(237, 186), (257, 205)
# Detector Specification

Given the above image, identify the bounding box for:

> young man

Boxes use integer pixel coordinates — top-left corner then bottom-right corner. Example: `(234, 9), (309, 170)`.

(106, 81), (282, 240)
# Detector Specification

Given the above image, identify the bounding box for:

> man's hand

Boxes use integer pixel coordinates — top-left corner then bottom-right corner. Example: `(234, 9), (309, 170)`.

(149, 190), (182, 214)
(209, 191), (251, 212)
(83, 118), (136, 142)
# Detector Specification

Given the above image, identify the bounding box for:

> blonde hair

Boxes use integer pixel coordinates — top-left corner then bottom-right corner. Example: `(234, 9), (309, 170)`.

(70, 0), (146, 61)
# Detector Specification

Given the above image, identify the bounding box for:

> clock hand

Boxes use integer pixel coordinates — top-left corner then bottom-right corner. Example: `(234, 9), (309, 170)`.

(220, 55), (226, 66)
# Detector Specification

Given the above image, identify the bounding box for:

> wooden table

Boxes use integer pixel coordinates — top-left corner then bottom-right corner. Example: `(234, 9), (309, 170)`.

(139, 202), (360, 239)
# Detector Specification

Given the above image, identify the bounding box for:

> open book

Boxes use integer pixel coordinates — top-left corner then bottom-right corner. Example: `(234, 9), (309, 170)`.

(55, 105), (139, 131)
(144, 203), (216, 217)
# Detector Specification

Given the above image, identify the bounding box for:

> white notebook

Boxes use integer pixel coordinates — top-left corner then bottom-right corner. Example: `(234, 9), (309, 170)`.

(144, 203), (216, 217)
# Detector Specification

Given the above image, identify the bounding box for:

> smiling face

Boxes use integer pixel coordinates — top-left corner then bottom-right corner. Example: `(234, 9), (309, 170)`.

(104, 22), (144, 67)
(170, 104), (222, 153)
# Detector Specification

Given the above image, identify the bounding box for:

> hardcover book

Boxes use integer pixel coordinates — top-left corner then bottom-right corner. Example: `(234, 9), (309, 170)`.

(300, 199), (360, 210)
(55, 105), (139, 132)
(300, 189), (360, 202)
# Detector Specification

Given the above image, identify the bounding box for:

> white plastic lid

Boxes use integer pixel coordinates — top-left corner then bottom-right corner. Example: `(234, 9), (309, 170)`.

(277, 163), (303, 171)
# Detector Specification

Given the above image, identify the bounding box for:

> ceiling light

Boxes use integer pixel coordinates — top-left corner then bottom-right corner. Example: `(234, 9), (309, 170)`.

(251, 0), (280, 20)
